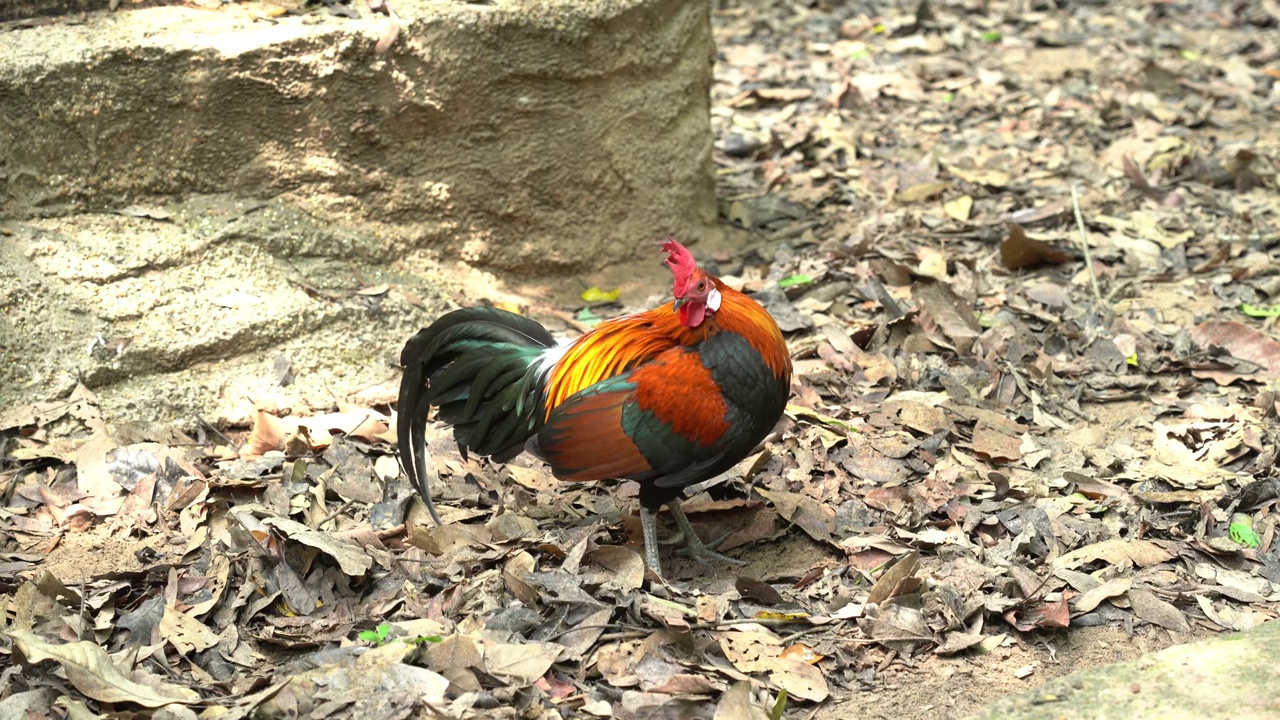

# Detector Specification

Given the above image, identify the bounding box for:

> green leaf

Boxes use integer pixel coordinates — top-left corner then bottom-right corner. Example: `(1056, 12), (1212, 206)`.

(1126, 352), (1138, 366)
(1242, 302), (1280, 318)
(981, 30), (1003, 42)
(1229, 513), (1260, 549)
(405, 635), (443, 645)
(359, 623), (391, 645)
(575, 307), (602, 327)
(754, 610), (810, 621)
(786, 403), (859, 432)
(1067, 492), (1105, 513)
(769, 689), (789, 720)
(778, 274), (813, 288)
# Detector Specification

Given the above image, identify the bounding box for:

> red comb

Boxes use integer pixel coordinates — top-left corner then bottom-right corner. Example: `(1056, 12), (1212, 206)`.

(661, 237), (696, 297)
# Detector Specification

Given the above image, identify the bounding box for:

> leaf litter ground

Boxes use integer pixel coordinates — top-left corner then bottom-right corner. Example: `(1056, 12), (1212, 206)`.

(3, 0), (1280, 718)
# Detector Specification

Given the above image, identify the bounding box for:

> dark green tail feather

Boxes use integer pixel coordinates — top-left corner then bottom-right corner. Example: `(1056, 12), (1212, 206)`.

(397, 308), (557, 524)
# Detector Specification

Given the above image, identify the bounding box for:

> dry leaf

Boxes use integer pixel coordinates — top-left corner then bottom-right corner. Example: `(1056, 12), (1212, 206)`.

(944, 195), (974, 222)
(7, 629), (199, 707)
(972, 422), (1022, 463)
(1001, 223), (1073, 270)
(160, 606), (220, 654)
(243, 410), (294, 458)
(1127, 587), (1189, 632)
(258, 515), (374, 576)
(586, 546), (645, 594)
(1191, 321), (1280, 381)
(425, 633), (483, 672)
(867, 551), (921, 606)
(755, 487), (836, 545)
(713, 681), (770, 720)
(769, 657), (829, 702)
(1005, 596), (1070, 632)
(557, 608), (612, 662)
(74, 433), (124, 500)
(484, 642), (563, 684)
(1072, 578), (1132, 613)
(780, 642), (824, 664)
(1052, 539), (1173, 571)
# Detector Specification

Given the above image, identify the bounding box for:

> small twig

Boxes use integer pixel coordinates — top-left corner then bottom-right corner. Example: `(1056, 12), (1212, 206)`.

(597, 630), (652, 643)
(925, 231), (985, 240)
(1008, 572), (1055, 612)
(782, 619), (843, 644)
(314, 500), (354, 529)
(877, 649), (897, 672)
(548, 614), (816, 641)
(196, 414), (238, 451)
(287, 276), (339, 299)
(79, 579), (89, 641)
(335, 524), (406, 542)
(767, 219), (826, 242)
(688, 616), (812, 631)
(1070, 184), (1104, 308)
(1104, 278), (1134, 304)
(1055, 400), (1096, 424)
(348, 261), (369, 288)
(547, 622), (648, 641)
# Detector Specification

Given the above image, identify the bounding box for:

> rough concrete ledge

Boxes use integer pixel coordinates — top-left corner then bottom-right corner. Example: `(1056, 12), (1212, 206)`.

(0, 0), (717, 274)
(0, 196), (451, 426)
(970, 620), (1280, 720)
(0, 0), (718, 425)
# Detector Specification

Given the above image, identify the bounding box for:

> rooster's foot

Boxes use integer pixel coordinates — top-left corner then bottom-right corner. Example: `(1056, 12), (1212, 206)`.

(667, 501), (748, 568)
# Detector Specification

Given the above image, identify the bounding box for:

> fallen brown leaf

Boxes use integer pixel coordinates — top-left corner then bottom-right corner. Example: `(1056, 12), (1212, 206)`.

(1000, 223), (1073, 270)
(7, 629), (200, 707)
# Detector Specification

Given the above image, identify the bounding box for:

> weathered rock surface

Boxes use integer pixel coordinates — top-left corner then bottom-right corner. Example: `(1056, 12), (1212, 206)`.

(970, 620), (1280, 720)
(0, 0), (717, 273)
(0, 197), (448, 426)
(0, 0), (718, 425)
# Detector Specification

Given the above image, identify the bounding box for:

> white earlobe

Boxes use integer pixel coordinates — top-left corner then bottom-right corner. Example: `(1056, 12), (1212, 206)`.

(707, 288), (722, 312)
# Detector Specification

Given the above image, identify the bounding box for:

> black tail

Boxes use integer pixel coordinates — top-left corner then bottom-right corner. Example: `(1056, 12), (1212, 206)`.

(397, 307), (558, 524)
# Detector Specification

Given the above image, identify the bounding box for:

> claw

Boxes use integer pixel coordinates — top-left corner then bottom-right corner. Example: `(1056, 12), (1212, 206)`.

(659, 525), (735, 550)
(662, 527), (732, 551)
(658, 530), (686, 546)
(639, 502), (749, 577)
(667, 501), (748, 568)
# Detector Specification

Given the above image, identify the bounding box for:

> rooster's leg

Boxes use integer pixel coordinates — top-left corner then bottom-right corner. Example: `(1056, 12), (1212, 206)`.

(667, 501), (748, 568)
(640, 507), (664, 576)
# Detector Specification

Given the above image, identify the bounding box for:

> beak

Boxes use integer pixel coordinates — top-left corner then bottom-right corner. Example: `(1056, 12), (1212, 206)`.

(673, 296), (687, 309)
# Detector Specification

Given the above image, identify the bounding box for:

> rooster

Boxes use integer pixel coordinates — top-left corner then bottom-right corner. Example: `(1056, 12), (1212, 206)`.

(397, 238), (792, 575)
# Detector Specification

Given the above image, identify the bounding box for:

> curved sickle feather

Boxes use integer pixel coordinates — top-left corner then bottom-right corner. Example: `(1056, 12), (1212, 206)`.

(397, 352), (442, 525)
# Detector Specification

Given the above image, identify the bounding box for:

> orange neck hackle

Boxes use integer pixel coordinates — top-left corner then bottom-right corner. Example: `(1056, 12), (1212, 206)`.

(541, 280), (791, 415)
